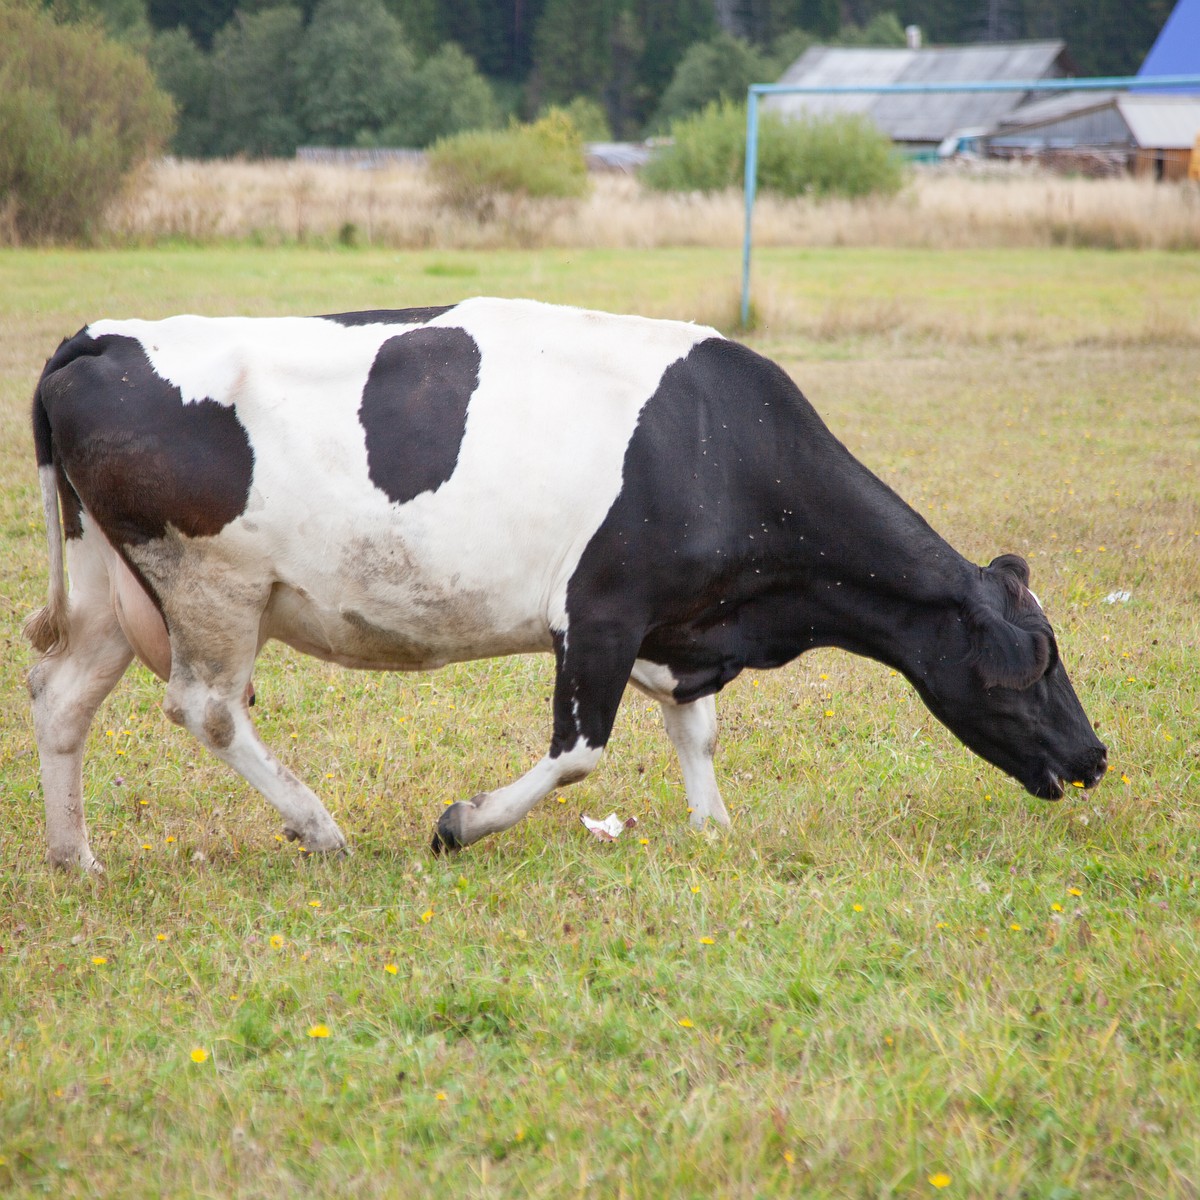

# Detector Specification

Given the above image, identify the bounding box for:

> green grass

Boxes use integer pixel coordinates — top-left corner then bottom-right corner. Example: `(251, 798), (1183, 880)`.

(1, 246), (1197, 1197)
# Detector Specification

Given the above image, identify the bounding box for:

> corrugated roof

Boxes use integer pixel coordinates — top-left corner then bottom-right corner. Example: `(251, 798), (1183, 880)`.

(768, 41), (1068, 143)
(1137, 0), (1200, 88)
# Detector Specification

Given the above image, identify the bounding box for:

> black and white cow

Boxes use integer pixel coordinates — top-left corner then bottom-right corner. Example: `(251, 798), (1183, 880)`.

(26, 298), (1107, 871)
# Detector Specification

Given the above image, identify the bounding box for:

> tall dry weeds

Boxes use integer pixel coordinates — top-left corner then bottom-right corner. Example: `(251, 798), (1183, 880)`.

(98, 158), (1200, 253)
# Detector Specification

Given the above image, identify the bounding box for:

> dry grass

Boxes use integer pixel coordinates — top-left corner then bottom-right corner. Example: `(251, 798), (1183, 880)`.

(101, 158), (1200, 252)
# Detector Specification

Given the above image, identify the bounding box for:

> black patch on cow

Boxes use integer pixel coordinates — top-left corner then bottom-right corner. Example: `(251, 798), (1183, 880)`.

(358, 326), (479, 505)
(563, 336), (956, 703)
(321, 306), (456, 328)
(39, 333), (255, 546)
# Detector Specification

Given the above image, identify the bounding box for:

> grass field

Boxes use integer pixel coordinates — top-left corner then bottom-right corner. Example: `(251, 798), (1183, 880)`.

(1, 246), (1198, 1198)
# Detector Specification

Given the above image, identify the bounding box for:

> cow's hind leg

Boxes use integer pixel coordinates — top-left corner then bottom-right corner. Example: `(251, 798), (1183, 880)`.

(433, 623), (641, 851)
(158, 585), (348, 855)
(28, 551), (134, 871)
(631, 660), (729, 830)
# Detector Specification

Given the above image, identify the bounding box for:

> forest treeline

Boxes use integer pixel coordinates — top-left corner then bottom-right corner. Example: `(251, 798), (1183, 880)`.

(47, 0), (1174, 156)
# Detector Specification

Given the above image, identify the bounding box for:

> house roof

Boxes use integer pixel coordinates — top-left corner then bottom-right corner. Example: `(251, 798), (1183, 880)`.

(767, 41), (1069, 143)
(1137, 0), (1200, 89)
(991, 93), (1200, 149)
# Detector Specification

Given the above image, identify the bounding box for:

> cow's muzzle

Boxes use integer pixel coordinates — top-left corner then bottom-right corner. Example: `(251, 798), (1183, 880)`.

(1031, 744), (1108, 801)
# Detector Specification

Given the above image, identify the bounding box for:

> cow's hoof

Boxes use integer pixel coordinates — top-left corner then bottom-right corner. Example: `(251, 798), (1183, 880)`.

(431, 800), (478, 854)
(282, 826), (350, 856)
(48, 846), (104, 874)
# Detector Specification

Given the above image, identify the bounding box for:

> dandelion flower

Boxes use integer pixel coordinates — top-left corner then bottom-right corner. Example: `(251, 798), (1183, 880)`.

(1068, 887), (1082, 897)
(156, 933), (168, 942)
(639, 838), (649, 846)
(691, 886), (701, 894)
(1010, 923), (1022, 932)
(435, 1091), (447, 1101)
(1051, 903), (1064, 913)
(699, 936), (715, 945)
(307, 1024), (331, 1039)
(165, 836), (176, 844)
(190, 1048), (209, 1063)
(929, 1173), (951, 1189)
(91, 956), (107, 965)
(308, 900), (321, 908)
(269, 935), (285, 949)
(420, 909), (433, 924)
(384, 963), (398, 975)
(853, 903), (864, 912)
(678, 1018), (694, 1028)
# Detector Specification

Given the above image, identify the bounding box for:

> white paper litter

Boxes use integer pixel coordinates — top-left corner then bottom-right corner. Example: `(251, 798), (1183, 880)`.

(1103, 590), (1133, 604)
(580, 813), (638, 841)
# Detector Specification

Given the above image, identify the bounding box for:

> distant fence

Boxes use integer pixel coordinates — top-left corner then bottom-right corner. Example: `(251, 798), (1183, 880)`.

(740, 74), (1200, 327)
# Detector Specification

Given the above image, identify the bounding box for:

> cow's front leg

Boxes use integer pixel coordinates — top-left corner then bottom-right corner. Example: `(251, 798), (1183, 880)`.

(433, 623), (639, 851)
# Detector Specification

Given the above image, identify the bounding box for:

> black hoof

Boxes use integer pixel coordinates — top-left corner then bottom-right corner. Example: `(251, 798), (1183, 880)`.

(431, 802), (473, 854)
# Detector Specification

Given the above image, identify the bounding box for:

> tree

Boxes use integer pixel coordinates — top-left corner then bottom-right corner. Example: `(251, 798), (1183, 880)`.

(294, 0), (416, 145)
(1, 0), (173, 241)
(376, 42), (500, 147)
(208, 6), (304, 156)
(530, 0), (614, 108)
(148, 27), (214, 156)
(146, 0), (235, 48)
(650, 32), (772, 131)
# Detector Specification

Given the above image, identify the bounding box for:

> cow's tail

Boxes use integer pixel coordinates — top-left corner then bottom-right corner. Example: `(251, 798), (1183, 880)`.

(24, 379), (70, 656)
(24, 335), (95, 657)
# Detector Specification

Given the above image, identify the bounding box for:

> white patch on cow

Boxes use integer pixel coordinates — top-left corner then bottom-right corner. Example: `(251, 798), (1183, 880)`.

(89, 300), (719, 668)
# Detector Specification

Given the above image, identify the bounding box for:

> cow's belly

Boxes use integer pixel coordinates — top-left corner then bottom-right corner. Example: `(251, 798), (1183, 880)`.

(261, 579), (554, 672)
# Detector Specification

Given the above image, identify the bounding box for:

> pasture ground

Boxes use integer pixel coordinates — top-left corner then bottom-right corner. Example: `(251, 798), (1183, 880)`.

(0, 246), (1197, 1198)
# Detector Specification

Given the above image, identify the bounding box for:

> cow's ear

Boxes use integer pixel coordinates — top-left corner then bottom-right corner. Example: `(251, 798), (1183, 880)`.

(987, 553), (1030, 587)
(967, 604), (1052, 691)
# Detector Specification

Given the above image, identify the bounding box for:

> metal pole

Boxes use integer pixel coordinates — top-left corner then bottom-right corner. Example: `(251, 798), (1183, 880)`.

(740, 88), (761, 330)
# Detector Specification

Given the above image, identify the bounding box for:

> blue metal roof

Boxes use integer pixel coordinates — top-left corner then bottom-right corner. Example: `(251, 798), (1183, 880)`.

(1138, 0), (1200, 90)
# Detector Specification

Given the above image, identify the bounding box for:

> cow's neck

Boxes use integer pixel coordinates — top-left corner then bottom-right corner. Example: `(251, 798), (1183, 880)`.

(783, 458), (976, 679)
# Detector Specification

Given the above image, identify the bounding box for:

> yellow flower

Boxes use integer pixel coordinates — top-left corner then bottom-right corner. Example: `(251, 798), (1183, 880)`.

(853, 903), (864, 912)
(1051, 903), (1064, 913)
(190, 1048), (209, 1063)
(308, 900), (321, 908)
(678, 1018), (694, 1028)
(156, 933), (167, 942)
(141, 843), (152, 851)
(691, 886), (701, 894)
(307, 1024), (331, 1039)
(639, 838), (649, 846)
(1068, 887), (1082, 897)
(269, 934), (285, 949)
(1010, 923), (1022, 931)
(699, 936), (715, 945)
(929, 1173), (951, 1189)
(165, 835), (176, 844)
(384, 963), (399, 975)
(435, 1091), (448, 1101)
(935, 921), (948, 929)
(783, 1150), (795, 1164)
(91, 956), (107, 965)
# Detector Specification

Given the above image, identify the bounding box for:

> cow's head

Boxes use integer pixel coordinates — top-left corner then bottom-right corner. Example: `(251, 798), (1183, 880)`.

(914, 554), (1108, 798)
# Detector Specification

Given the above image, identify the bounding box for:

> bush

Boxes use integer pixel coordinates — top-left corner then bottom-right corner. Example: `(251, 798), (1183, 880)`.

(641, 99), (905, 200)
(543, 96), (612, 142)
(0, 2), (173, 243)
(427, 110), (589, 214)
